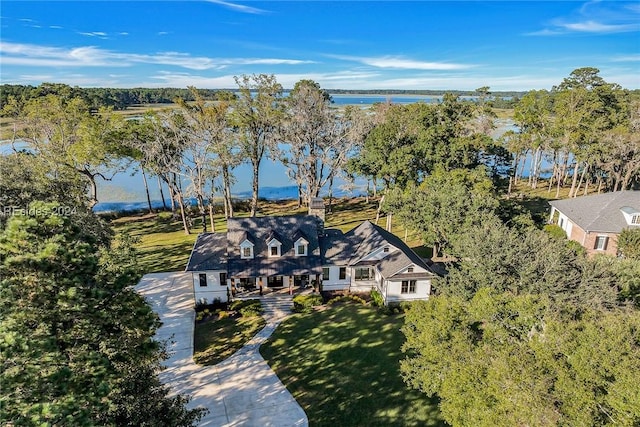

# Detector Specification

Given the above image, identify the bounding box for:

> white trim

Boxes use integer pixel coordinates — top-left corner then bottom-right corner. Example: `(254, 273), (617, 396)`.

(240, 240), (254, 259)
(294, 237), (308, 256)
(267, 239), (282, 257)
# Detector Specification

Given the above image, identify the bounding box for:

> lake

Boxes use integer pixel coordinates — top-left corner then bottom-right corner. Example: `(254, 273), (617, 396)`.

(0, 94), (519, 213)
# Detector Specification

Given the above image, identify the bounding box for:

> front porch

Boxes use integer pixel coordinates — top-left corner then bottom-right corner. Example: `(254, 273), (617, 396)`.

(230, 273), (321, 298)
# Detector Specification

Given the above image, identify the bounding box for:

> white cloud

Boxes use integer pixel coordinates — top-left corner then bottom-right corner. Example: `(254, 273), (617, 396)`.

(78, 31), (109, 39)
(611, 54), (640, 62)
(0, 41), (314, 71)
(329, 54), (474, 71)
(205, 0), (268, 15)
(528, 2), (640, 36)
(561, 20), (639, 33)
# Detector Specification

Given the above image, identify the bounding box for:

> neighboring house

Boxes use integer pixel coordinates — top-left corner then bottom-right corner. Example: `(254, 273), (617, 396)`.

(548, 191), (640, 256)
(186, 199), (438, 306)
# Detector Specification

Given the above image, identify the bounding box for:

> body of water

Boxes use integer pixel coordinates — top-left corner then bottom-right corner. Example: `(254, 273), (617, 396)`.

(2, 94), (522, 214)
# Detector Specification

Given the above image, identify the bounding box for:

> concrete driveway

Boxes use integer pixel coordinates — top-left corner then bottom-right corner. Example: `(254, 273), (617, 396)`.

(135, 272), (308, 427)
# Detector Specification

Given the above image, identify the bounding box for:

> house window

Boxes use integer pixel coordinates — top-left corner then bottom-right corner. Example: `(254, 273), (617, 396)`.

(199, 273), (207, 287)
(267, 276), (284, 287)
(220, 272), (227, 285)
(401, 280), (416, 294)
(242, 246), (252, 258)
(407, 267), (414, 273)
(296, 243), (307, 256)
(383, 247), (390, 253)
(354, 267), (372, 281)
(339, 267), (346, 280)
(632, 215), (640, 225)
(322, 267), (330, 281)
(270, 245), (279, 256)
(595, 236), (608, 251)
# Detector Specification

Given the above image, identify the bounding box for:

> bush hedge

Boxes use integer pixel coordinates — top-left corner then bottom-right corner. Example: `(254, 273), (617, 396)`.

(292, 294), (323, 313)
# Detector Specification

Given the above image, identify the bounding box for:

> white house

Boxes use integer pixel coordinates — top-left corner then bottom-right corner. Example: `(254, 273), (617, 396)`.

(185, 199), (438, 306)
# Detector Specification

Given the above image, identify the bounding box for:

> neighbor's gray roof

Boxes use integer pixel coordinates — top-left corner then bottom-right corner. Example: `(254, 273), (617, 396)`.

(227, 215), (322, 277)
(185, 232), (228, 271)
(322, 220), (437, 279)
(549, 191), (640, 233)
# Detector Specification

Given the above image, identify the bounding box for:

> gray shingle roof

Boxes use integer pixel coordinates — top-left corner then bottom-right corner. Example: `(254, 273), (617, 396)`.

(186, 216), (438, 280)
(549, 191), (640, 233)
(227, 216), (322, 277)
(322, 220), (436, 279)
(185, 233), (228, 271)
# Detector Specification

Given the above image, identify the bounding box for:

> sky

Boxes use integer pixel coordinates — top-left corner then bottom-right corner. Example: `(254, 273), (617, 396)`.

(1, 1), (639, 92)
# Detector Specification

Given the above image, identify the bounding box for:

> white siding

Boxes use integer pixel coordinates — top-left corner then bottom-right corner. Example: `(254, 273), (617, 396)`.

(359, 245), (399, 262)
(558, 213), (572, 236)
(321, 265), (351, 291)
(383, 278), (431, 304)
(193, 271), (229, 305)
(393, 264), (429, 276)
(349, 267), (379, 293)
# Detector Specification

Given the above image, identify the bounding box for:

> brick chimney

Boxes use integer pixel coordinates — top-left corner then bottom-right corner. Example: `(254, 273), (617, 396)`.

(308, 197), (325, 230)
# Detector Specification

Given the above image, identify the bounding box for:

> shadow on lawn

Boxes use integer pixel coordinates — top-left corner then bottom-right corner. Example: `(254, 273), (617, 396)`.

(261, 303), (446, 427)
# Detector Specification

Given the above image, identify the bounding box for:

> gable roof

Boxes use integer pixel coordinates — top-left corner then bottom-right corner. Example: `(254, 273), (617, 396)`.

(265, 229), (283, 245)
(323, 220), (436, 279)
(226, 215), (322, 277)
(549, 191), (640, 233)
(185, 233), (228, 271)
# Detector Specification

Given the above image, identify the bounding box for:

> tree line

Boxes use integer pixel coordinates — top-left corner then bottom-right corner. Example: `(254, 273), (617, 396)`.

(0, 83), (235, 111)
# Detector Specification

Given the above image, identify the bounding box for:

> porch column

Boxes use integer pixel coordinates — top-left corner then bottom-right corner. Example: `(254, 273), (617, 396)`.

(230, 278), (236, 297)
(289, 275), (294, 295)
(258, 277), (263, 296)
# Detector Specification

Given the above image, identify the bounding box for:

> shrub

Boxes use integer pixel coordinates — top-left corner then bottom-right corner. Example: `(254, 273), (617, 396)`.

(240, 304), (262, 317)
(370, 289), (384, 307)
(544, 224), (567, 240)
(293, 294), (323, 312)
(230, 299), (262, 317)
(326, 294), (368, 306)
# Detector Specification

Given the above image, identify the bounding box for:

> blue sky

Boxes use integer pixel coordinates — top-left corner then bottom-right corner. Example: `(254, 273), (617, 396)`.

(1, 1), (639, 91)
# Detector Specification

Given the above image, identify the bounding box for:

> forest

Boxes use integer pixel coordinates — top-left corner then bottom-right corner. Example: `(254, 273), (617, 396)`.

(1, 67), (639, 426)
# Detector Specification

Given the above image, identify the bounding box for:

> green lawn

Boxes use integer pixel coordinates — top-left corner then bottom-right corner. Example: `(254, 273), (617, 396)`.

(110, 198), (430, 273)
(193, 314), (266, 365)
(260, 302), (446, 427)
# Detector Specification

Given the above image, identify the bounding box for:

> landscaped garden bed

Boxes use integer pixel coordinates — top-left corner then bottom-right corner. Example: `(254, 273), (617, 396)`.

(193, 299), (265, 365)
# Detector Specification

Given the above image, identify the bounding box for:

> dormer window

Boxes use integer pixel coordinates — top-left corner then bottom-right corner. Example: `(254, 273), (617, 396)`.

(267, 237), (282, 257)
(240, 240), (254, 259)
(620, 207), (640, 226)
(295, 237), (308, 256)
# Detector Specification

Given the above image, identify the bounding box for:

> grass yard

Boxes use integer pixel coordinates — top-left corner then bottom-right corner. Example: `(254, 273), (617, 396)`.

(110, 197), (429, 273)
(193, 314), (266, 365)
(260, 302), (446, 427)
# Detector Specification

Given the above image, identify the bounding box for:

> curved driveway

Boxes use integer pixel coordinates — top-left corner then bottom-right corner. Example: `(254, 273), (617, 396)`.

(135, 272), (308, 427)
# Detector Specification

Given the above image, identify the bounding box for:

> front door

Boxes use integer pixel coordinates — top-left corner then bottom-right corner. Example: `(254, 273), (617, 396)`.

(294, 274), (309, 288)
(267, 275), (284, 288)
(238, 278), (256, 290)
